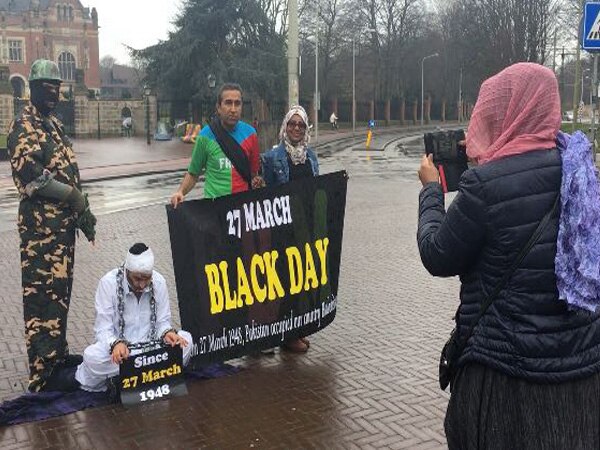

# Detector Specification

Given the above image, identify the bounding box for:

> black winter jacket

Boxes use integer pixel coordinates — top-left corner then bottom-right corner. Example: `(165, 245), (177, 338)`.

(418, 148), (600, 382)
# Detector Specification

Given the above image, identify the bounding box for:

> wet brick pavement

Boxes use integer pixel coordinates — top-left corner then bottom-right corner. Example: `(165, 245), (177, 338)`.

(0, 127), (461, 448)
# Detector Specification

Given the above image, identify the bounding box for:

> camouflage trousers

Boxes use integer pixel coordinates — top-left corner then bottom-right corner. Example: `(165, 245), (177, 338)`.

(20, 227), (76, 392)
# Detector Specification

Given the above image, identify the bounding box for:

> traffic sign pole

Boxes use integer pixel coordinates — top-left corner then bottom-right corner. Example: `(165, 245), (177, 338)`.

(581, 3), (600, 146)
(593, 54), (598, 161)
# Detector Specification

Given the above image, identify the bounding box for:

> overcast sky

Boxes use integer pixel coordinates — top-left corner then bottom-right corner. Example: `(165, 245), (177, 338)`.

(92, 1), (182, 65)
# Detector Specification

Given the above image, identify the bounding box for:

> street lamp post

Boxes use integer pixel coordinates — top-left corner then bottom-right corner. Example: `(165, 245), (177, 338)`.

(593, 55), (599, 161)
(207, 74), (216, 123)
(458, 67), (463, 124)
(95, 91), (100, 140)
(314, 0), (320, 144)
(581, 69), (590, 105)
(352, 37), (355, 136)
(144, 85), (151, 146)
(207, 74), (216, 90)
(421, 53), (439, 127)
(288, 0), (299, 106)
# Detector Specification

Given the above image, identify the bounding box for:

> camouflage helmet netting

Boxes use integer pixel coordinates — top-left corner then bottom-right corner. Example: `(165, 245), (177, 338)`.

(28, 59), (62, 82)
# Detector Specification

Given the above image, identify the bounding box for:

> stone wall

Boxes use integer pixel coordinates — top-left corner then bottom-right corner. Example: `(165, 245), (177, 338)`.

(0, 94), (157, 138)
(0, 94), (14, 134)
(74, 96), (157, 138)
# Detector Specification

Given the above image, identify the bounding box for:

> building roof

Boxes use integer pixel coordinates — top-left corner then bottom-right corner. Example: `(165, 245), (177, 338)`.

(100, 64), (140, 87)
(0, 1), (88, 13)
(0, 1), (48, 12)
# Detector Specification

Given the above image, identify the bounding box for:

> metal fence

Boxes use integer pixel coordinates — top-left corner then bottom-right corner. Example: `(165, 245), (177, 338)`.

(14, 98), (76, 136)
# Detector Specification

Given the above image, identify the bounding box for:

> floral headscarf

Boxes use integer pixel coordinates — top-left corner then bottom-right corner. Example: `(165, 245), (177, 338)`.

(279, 105), (311, 165)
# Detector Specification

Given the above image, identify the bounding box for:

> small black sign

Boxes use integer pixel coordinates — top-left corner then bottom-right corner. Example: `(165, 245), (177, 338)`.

(118, 346), (188, 406)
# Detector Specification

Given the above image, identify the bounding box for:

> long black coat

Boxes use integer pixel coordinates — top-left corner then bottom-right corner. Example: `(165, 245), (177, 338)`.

(418, 148), (600, 382)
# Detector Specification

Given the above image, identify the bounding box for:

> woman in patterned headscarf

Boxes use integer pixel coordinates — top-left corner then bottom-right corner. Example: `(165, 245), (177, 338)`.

(417, 62), (600, 448)
(260, 105), (319, 353)
(262, 105), (319, 187)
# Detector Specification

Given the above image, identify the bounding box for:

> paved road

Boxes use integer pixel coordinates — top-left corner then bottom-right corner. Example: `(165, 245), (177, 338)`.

(0, 131), (426, 233)
(0, 129), (460, 449)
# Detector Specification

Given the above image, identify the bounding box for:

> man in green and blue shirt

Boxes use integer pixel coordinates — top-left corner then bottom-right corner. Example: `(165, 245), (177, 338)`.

(171, 83), (261, 203)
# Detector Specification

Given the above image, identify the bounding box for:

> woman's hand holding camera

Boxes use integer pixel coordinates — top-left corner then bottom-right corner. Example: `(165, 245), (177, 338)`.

(419, 154), (440, 186)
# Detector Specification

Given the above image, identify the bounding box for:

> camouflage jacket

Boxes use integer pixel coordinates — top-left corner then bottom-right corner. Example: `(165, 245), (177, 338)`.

(8, 104), (81, 235)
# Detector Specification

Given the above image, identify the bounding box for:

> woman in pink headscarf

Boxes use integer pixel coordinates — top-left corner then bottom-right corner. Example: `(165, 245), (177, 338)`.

(417, 62), (600, 448)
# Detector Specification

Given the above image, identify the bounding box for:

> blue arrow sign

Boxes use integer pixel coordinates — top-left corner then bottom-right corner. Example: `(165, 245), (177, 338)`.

(583, 2), (600, 51)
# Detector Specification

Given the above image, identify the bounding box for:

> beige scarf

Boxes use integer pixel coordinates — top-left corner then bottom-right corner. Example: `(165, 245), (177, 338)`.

(278, 105), (311, 165)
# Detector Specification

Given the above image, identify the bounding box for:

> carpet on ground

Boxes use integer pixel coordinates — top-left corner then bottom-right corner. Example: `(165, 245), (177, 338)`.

(0, 364), (239, 426)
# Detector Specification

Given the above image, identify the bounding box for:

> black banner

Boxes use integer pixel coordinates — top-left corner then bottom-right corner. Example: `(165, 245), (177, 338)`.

(119, 346), (188, 406)
(167, 171), (348, 366)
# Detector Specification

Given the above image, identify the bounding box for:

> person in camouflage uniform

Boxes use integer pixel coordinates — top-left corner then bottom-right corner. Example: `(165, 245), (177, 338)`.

(8, 59), (96, 392)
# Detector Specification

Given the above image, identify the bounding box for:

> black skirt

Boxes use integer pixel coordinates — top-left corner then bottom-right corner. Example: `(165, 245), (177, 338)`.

(445, 363), (600, 450)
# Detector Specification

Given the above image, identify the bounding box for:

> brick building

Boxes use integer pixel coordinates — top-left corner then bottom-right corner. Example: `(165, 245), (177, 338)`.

(0, 0), (99, 98)
(100, 64), (142, 100)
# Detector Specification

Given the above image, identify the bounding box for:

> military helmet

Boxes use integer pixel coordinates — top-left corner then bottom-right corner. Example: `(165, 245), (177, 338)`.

(28, 59), (62, 82)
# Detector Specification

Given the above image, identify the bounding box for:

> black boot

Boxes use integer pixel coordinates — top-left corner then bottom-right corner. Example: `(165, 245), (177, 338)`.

(43, 365), (80, 392)
(106, 376), (121, 403)
(63, 354), (83, 367)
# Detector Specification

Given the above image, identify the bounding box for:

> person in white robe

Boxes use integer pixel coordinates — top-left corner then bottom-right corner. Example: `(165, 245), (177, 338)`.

(74, 243), (193, 392)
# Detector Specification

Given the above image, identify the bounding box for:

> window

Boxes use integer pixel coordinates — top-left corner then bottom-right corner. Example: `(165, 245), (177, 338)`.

(8, 40), (23, 62)
(57, 5), (74, 22)
(11, 77), (25, 98)
(58, 52), (76, 81)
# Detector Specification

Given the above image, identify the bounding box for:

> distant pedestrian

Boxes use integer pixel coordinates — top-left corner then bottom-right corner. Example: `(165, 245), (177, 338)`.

(7, 59), (96, 392)
(329, 112), (338, 130)
(417, 62), (600, 448)
(122, 116), (132, 137)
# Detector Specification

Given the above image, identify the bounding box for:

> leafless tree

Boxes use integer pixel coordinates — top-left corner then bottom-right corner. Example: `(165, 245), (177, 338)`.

(299, 0), (355, 102)
(257, 0), (289, 35)
(440, 0), (559, 84)
(379, 0), (424, 98)
(100, 55), (116, 69)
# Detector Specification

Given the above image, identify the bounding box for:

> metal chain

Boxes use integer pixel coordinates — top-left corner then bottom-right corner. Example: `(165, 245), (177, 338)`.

(149, 280), (157, 340)
(116, 264), (157, 341)
(128, 340), (164, 351)
(116, 265), (126, 339)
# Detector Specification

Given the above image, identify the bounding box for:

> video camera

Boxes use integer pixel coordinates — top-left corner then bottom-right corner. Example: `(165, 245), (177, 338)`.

(424, 129), (468, 192)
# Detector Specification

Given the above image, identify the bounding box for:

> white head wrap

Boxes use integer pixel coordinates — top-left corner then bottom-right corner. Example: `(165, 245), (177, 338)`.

(124, 246), (154, 274)
(278, 105), (311, 165)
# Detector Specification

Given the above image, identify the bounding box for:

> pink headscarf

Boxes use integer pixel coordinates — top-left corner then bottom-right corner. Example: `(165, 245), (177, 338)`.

(466, 62), (561, 165)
